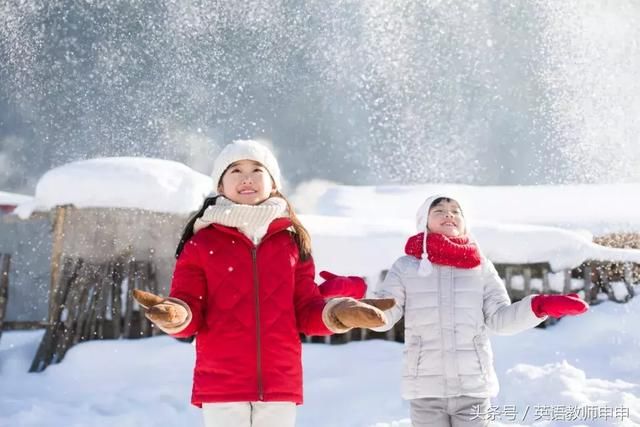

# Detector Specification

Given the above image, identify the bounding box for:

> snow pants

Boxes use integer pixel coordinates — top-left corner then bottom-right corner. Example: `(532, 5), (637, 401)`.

(410, 396), (491, 427)
(202, 401), (296, 427)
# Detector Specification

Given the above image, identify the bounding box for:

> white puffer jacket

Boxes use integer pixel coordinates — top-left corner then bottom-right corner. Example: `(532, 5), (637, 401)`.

(373, 255), (545, 400)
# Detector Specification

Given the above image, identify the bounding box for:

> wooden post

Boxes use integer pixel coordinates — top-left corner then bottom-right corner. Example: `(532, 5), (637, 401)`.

(138, 261), (152, 337)
(623, 263), (635, 298)
(111, 261), (124, 338)
(49, 206), (68, 317)
(122, 258), (136, 338)
(541, 267), (550, 294)
(600, 266), (614, 301)
(523, 267), (532, 295)
(30, 257), (80, 372)
(0, 254), (10, 341)
(147, 261), (161, 337)
(503, 266), (513, 299)
(582, 265), (594, 303)
(563, 269), (572, 294)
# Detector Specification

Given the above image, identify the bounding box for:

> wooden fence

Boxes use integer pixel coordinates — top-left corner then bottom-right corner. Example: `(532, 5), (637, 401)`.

(29, 256), (159, 372)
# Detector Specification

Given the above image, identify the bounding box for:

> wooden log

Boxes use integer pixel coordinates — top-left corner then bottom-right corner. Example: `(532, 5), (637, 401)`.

(523, 267), (532, 295)
(30, 257), (81, 372)
(147, 261), (162, 337)
(2, 321), (49, 331)
(503, 265), (513, 299)
(541, 266), (550, 294)
(0, 254), (10, 342)
(111, 260), (124, 339)
(72, 268), (95, 344)
(582, 265), (596, 303)
(599, 265), (615, 301)
(623, 263), (636, 298)
(138, 261), (152, 338)
(49, 206), (68, 317)
(80, 285), (98, 341)
(93, 263), (110, 340)
(148, 261), (159, 336)
(122, 259), (136, 338)
(563, 269), (572, 294)
(53, 260), (89, 364)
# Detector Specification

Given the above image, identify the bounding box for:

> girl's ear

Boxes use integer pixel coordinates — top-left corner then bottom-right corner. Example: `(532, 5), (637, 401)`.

(217, 183), (224, 194)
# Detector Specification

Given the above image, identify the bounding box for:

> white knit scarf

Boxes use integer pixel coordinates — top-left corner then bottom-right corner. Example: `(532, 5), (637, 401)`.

(193, 196), (289, 243)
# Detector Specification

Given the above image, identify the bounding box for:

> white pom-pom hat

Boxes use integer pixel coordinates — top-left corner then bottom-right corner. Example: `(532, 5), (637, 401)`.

(415, 193), (471, 276)
(211, 140), (282, 191)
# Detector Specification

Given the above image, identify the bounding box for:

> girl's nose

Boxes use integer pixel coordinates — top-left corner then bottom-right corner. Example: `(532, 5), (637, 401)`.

(240, 174), (253, 184)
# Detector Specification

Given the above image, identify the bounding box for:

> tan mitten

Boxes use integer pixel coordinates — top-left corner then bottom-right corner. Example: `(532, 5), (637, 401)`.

(132, 289), (190, 332)
(326, 297), (396, 330)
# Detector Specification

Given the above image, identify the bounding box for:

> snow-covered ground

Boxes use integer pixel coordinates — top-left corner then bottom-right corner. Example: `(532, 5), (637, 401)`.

(1, 294), (638, 427)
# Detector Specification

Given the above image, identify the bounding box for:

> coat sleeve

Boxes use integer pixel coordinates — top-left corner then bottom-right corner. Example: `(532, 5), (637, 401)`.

(482, 259), (545, 335)
(370, 259), (406, 332)
(167, 238), (208, 338)
(293, 256), (334, 336)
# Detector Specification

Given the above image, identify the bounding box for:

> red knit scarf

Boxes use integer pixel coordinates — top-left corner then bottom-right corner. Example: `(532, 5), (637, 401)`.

(405, 232), (481, 269)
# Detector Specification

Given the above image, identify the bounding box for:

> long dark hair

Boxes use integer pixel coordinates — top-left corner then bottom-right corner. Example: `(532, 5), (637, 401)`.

(175, 195), (220, 258)
(274, 190), (312, 261)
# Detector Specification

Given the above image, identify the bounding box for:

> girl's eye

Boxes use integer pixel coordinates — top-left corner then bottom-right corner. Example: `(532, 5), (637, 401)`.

(230, 168), (240, 173)
(254, 168), (264, 173)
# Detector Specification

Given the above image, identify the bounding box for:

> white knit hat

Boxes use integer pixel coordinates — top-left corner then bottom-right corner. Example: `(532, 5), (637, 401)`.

(415, 193), (470, 276)
(211, 140), (282, 191)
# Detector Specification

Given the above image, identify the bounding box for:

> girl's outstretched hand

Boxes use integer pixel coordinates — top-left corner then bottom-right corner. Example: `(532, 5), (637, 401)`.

(327, 297), (396, 329)
(132, 289), (189, 329)
(531, 293), (589, 318)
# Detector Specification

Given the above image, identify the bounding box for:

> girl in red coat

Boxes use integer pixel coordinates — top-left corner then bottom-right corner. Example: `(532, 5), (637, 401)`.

(134, 140), (393, 427)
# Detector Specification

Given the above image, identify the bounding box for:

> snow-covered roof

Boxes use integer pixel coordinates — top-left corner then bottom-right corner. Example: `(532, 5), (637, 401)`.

(301, 215), (640, 275)
(0, 191), (33, 207)
(15, 157), (213, 218)
(294, 182), (640, 273)
(293, 181), (640, 235)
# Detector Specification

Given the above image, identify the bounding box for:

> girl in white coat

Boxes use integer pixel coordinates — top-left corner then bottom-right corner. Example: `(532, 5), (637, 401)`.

(373, 194), (588, 427)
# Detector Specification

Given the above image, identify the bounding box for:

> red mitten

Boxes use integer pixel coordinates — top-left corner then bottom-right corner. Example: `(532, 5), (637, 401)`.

(531, 293), (589, 318)
(318, 271), (367, 299)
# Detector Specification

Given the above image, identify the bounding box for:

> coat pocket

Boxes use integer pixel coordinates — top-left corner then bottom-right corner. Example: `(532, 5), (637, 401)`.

(472, 335), (492, 378)
(403, 335), (422, 377)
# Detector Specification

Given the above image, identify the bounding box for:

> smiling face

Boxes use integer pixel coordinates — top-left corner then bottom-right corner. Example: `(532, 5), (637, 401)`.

(218, 159), (275, 205)
(426, 198), (466, 237)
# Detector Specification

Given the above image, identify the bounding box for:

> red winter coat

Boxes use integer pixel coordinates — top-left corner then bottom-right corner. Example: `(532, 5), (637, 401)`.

(168, 217), (332, 407)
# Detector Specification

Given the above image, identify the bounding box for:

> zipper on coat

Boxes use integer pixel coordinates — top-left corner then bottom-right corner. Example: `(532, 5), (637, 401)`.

(252, 247), (264, 401)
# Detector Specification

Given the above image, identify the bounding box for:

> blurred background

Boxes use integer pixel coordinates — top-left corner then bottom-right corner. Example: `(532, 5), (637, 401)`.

(2, 0), (640, 194)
